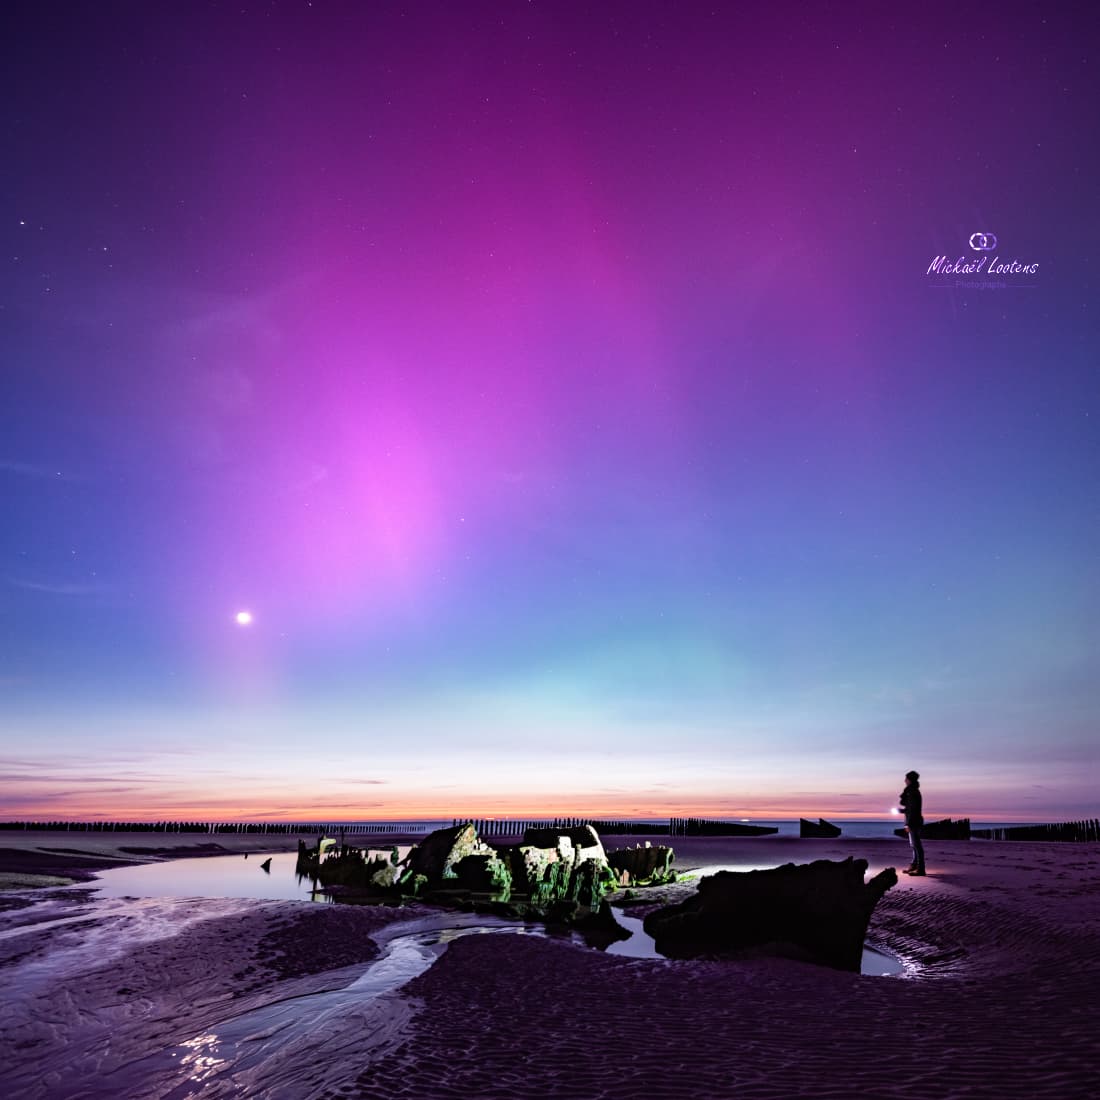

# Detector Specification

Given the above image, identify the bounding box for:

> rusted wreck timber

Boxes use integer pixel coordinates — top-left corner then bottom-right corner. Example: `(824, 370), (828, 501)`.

(295, 822), (677, 922)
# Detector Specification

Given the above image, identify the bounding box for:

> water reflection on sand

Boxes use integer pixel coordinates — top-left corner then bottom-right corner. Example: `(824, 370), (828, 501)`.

(94, 852), (329, 903)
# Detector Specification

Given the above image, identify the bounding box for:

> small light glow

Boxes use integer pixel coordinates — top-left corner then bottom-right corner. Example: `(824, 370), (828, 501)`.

(235, 610), (253, 626)
(890, 807), (900, 815)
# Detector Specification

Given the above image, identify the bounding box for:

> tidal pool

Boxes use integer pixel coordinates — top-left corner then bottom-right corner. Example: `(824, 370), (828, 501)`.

(94, 851), (329, 903)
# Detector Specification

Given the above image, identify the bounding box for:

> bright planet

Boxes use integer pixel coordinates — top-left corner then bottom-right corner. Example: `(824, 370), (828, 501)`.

(234, 611), (253, 626)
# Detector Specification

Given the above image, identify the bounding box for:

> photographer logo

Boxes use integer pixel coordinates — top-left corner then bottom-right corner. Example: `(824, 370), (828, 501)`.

(927, 232), (1039, 288)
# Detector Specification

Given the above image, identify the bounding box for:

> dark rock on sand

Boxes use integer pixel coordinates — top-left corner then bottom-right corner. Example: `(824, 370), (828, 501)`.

(643, 857), (897, 972)
(799, 817), (842, 839)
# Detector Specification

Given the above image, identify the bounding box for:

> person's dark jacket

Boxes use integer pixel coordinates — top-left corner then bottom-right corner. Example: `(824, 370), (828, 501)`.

(899, 783), (923, 828)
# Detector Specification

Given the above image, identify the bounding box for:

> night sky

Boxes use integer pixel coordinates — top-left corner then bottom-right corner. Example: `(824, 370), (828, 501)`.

(2, 2), (1097, 822)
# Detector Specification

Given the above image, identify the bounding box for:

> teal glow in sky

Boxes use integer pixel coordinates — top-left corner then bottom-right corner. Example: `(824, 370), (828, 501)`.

(1, 3), (1097, 821)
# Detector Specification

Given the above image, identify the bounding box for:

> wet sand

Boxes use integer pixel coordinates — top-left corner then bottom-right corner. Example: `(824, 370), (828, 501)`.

(1, 832), (1097, 1099)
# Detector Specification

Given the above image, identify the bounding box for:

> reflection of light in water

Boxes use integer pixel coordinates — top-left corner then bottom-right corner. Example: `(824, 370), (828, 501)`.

(691, 862), (893, 882)
(690, 862), (792, 877)
(606, 908), (661, 959)
(860, 946), (906, 977)
(178, 1033), (226, 1083)
(437, 925), (542, 946)
(97, 850), (419, 905)
(97, 853), (334, 904)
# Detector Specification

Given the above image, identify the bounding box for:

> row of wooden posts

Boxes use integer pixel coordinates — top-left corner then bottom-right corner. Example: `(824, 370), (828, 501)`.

(2, 817), (1098, 841)
(970, 819), (1099, 842)
(451, 817), (676, 838)
(0, 820), (422, 835)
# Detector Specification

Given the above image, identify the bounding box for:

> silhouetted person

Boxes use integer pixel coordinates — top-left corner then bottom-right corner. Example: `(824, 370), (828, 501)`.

(899, 770), (925, 875)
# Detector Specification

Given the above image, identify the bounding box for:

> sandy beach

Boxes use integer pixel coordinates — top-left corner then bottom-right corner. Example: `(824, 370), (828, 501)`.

(1, 831), (1097, 1099)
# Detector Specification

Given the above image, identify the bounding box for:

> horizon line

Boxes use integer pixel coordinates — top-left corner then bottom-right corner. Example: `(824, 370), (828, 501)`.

(1, 811), (1089, 826)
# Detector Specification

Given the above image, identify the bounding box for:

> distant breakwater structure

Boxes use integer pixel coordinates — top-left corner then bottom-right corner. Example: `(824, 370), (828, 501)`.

(0, 816), (777, 837)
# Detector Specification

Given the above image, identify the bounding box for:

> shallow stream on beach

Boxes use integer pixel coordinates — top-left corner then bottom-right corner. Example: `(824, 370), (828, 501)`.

(120, 913), (550, 1099)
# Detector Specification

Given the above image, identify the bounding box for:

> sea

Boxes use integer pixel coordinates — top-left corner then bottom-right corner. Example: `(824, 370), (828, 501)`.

(316, 818), (1030, 840)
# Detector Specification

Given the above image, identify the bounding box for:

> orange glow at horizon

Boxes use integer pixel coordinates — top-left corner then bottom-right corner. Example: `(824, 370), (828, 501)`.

(0, 792), (1055, 824)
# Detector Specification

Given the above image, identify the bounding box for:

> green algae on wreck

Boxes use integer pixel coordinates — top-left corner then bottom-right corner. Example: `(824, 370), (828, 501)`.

(295, 822), (676, 924)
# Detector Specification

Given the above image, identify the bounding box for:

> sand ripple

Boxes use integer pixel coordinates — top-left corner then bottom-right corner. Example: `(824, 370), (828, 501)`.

(1, 837), (1097, 1100)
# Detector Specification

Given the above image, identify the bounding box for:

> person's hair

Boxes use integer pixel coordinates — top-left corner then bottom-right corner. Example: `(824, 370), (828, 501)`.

(905, 770), (920, 781)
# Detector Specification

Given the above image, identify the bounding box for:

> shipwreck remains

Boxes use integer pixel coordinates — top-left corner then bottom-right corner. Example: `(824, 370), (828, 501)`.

(607, 842), (676, 886)
(799, 817), (842, 839)
(643, 857), (897, 972)
(295, 822), (676, 924)
(894, 817), (970, 840)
